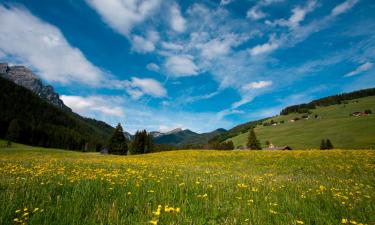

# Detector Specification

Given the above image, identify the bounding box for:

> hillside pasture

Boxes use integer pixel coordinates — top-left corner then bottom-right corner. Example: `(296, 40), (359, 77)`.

(229, 96), (375, 149)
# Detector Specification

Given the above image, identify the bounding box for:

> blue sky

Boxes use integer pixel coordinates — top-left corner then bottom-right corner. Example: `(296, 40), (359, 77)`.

(0, 0), (374, 133)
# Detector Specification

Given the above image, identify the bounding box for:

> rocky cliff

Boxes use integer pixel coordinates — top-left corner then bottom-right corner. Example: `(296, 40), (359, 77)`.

(0, 63), (71, 111)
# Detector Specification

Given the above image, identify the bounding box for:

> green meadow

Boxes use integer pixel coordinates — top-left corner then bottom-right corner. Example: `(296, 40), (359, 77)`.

(0, 145), (374, 225)
(228, 96), (375, 149)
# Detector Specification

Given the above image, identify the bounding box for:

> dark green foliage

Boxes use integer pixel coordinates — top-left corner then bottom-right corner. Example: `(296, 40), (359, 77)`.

(281, 87), (375, 115)
(365, 109), (372, 114)
(107, 123), (128, 155)
(209, 140), (234, 150)
(152, 144), (178, 152)
(209, 119), (266, 144)
(247, 129), (261, 150)
(130, 130), (153, 154)
(326, 139), (334, 149)
(0, 77), (113, 151)
(320, 139), (334, 150)
(6, 119), (30, 143)
(320, 139), (326, 150)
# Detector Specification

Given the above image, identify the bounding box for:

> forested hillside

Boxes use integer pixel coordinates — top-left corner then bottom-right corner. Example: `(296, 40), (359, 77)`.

(0, 77), (113, 151)
(280, 87), (375, 115)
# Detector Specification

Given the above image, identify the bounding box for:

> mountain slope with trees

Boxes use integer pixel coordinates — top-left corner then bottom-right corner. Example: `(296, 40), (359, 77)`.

(0, 76), (114, 151)
(153, 128), (227, 146)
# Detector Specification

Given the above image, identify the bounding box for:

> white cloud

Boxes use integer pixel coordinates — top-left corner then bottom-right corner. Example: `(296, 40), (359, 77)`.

(243, 80), (273, 90)
(344, 62), (373, 77)
(85, 0), (161, 36)
(270, 0), (318, 29)
(63, 94), (233, 133)
(247, 7), (267, 20)
(169, 3), (186, 32)
(198, 34), (244, 60)
(131, 30), (159, 53)
(331, 0), (359, 17)
(161, 42), (184, 51)
(249, 36), (279, 56)
(246, 0), (283, 20)
(146, 63), (160, 71)
(61, 95), (124, 117)
(124, 77), (167, 99)
(220, 0), (234, 6)
(165, 55), (199, 77)
(0, 6), (104, 85)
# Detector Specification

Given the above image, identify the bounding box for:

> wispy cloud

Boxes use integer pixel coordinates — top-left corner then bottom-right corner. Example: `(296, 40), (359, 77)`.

(146, 63), (160, 71)
(269, 0), (318, 29)
(331, 0), (359, 17)
(344, 62), (373, 77)
(247, 0), (283, 20)
(243, 81), (273, 90)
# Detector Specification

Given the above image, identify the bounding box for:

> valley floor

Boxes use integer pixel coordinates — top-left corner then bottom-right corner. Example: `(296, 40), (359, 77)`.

(0, 145), (374, 225)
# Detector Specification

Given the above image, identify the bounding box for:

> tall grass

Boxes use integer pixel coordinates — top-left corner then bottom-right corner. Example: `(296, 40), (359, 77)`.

(0, 147), (374, 225)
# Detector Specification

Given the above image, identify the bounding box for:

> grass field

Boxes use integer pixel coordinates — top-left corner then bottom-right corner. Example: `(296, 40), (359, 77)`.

(0, 145), (374, 225)
(228, 96), (375, 149)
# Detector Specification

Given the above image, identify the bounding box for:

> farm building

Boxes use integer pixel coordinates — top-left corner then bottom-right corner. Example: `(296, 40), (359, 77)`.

(351, 112), (369, 117)
(263, 143), (292, 150)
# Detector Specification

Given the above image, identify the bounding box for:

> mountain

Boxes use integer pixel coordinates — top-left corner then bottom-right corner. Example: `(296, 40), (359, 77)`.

(123, 131), (133, 140)
(224, 88), (375, 149)
(0, 63), (70, 111)
(153, 128), (227, 146)
(0, 74), (114, 151)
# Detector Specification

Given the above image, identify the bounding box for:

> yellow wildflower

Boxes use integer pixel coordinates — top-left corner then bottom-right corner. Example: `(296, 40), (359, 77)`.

(296, 220), (304, 224)
(149, 219), (158, 225)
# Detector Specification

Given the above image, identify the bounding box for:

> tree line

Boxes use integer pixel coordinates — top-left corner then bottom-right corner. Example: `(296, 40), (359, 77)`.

(106, 124), (154, 155)
(280, 87), (375, 115)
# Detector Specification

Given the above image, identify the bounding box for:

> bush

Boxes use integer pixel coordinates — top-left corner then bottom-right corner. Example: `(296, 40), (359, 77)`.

(365, 109), (372, 114)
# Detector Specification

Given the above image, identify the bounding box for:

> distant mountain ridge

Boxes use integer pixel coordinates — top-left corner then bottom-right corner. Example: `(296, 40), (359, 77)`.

(153, 128), (227, 146)
(0, 62), (71, 111)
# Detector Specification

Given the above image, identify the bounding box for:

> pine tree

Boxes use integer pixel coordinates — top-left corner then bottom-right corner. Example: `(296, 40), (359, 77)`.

(107, 123), (128, 155)
(145, 133), (154, 153)
(227, 140), (234, 150)
(326, 139), (334, 149)
(247, 129), (261, 150)
(130, 130), (153, 154)
(320, 139), (326, 150)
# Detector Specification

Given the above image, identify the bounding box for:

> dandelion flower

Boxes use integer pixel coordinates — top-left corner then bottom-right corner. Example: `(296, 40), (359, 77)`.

(149, 219), (158, 225)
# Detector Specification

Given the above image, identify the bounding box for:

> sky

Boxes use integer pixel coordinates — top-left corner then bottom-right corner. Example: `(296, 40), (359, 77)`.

(0, 0), (374, 134)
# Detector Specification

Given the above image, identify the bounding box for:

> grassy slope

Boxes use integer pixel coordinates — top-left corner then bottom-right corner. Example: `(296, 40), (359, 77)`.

(228, 96), (375, 149)
(0, 145), (374, 225)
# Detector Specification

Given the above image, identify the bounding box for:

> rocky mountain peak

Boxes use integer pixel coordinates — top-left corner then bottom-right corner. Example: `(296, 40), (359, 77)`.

(0, 62), (71, 111)
(165, 128), (183, 135)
